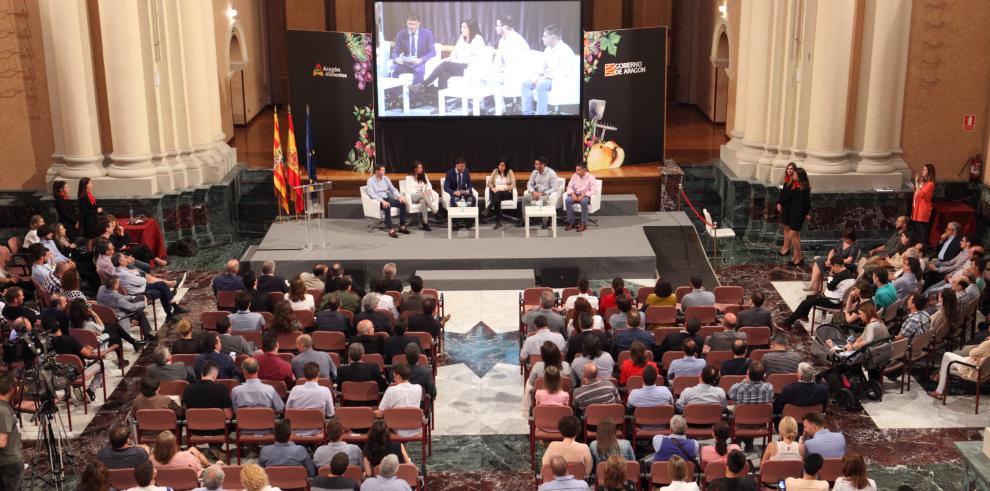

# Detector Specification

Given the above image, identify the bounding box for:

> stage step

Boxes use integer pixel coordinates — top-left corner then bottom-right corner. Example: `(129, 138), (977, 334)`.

(415, 269), (535, 291)
(328, 193), (641, 219)
(598, 194), (639, 216)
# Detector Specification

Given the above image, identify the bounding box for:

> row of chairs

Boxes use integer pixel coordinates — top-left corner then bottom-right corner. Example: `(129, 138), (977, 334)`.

(536, 456), (841, 491)
(133, 405), (431, 472)
(529, 401), (825, 475)
(108, 462), (422, 491)
(187, 328), (439, 376)
(217, 288), (445, 317)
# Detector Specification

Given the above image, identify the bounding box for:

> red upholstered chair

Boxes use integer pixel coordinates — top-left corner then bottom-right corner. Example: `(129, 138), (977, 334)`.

(234, 407), (276, 463)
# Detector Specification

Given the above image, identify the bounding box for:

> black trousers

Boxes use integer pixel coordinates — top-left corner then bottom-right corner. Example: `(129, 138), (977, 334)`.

(785, 295), (841, 325)
(421, 61), (467, 90)
(488, 190), (513, 218)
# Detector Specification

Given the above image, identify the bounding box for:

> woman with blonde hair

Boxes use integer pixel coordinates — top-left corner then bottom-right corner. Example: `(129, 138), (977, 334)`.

(284, 276), (315, 311)
(169, 318), (201, 354)
(150, 430), (212, 473)
(241, 463), (282, 491)
(659, 455), (700, 490)
(761, 416), (804, 464)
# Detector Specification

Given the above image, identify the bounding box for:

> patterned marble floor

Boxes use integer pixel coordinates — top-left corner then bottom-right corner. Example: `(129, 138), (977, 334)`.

(21, 245), (976, 490)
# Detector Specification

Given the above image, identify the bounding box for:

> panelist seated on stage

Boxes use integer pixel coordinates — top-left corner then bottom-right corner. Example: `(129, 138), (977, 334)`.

(390, 13), (435, 85)
(415, 19), (485, 91)
(365, 164), (411, 238)
(521, 24), (576, 116)
(443, 158), (477, 230)
(519, 157), (559, 229)
(564, 163), (598, 232)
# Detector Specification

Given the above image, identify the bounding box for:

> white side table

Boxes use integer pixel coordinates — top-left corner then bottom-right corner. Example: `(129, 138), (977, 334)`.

(524, 205), (557, 238)
(447, 206), (479, 239)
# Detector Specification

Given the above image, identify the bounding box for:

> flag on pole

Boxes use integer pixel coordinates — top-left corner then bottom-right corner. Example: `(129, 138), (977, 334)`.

(305, 104), (316, 183)
(286, 106), (304, 214)
(273, 107), (289, 214)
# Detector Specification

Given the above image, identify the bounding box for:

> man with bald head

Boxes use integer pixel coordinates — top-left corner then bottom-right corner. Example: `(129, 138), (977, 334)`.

(292, 334), (336, 380)
(539, 455), (590, 490)
(704, 312), (747, 352)
(571, 362), (619, 413)
(231, 356), (284, 416)
(211, 259), (244, 295)
(350, 319), (385, 355)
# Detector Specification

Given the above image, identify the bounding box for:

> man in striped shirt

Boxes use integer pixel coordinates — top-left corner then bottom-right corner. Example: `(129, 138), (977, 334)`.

(571, 363), (619, 414)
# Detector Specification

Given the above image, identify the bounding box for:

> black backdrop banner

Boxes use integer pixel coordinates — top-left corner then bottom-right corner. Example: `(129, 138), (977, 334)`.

(287, 30), (376, 173)
(582, 27), (667, 170)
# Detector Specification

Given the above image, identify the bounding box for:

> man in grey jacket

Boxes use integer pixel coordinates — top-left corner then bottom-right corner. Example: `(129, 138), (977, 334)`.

(147, 346), (194, 382)
(216, 318), (257, 356)
(96, 275), (154, 340)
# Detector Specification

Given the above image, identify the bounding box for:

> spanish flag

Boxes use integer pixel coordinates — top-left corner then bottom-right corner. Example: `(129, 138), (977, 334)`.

(286, 107), (304, 214)
(273, 107), (289, 214)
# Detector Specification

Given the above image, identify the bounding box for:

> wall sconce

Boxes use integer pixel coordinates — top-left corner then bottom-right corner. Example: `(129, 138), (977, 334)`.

(226, 8), (238, 19)
(718, 3), (727, 19)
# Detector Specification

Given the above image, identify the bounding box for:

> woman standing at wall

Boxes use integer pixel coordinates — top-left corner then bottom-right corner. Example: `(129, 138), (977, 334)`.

(776, 162), (798, 257)
(912, 163), (936, 245)
(783, 168), (812, 267)
(77, 177), (102, 239)
(52, 180), (77, 239)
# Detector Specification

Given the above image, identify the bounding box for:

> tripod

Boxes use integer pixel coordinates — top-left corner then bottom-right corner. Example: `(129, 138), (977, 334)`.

(21, 364), (80, 490)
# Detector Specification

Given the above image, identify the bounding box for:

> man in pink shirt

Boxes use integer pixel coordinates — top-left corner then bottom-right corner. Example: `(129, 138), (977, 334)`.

(565, 163), (597, 232)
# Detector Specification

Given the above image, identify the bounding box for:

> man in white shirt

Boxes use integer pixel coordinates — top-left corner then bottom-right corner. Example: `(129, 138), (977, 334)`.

(564, 278), (599, 311)
(521, 25), (575, 115)
(520, 315), (567, 361)
(493, 15), (530, 74)
(376, 363), (423, 437)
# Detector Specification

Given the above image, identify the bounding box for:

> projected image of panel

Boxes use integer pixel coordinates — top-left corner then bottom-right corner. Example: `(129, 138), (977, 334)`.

(374, 1), (582, 118)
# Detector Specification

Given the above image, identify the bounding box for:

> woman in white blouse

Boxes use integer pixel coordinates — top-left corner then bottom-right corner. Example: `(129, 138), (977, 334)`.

(404, 161), (438, 230)
(284, 276), (315, 311)
(415, 19), (484, 90)
(485, 159), (515, 229)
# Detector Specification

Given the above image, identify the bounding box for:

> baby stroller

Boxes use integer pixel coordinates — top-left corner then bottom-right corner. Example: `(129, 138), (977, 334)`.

(811, 323), (893, 411)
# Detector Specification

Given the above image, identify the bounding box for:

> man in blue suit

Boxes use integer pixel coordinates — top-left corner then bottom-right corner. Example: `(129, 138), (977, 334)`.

(444, 158), (476, 230)
(390, 14), (435, 84)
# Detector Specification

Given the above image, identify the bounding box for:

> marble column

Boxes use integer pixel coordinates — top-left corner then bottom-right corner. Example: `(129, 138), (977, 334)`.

(734, 0), (774, 178)
(853, 0), (912, 176)
(162, 0), (202, 187)
(99, 0), (158, 195)
(38, 0), (104, 180)
(802, 0), (855, 175)
(720, 0), (752, 163)
(178, 0), (222, 183)
(198, 0), (235, 175)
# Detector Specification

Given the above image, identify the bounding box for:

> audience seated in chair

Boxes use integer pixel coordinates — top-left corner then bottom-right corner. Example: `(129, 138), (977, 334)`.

(97, 423), (150, 470)
(737, 290), (773, 327)
(211, 259), (244, 296)
(258, 419), (317, 477)
(675, 366), (726, 412)
(800, 412), (846, 458)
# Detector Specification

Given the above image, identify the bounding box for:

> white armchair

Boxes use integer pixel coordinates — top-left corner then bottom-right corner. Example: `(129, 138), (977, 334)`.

(551, 177), (566, 210)
(440, 177), (479, 210)
(360, 185), (400, 233)
(565, 179), (603, 226)
(399, 176), (439, 224)
(484, 175), (518, 212)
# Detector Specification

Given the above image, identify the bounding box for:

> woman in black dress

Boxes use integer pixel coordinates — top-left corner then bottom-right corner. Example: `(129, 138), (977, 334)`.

(782, 167), (812, 267)
(52, 180), (77, 240)
(776, 162), (798, 256)
(77, 177), (102, 239)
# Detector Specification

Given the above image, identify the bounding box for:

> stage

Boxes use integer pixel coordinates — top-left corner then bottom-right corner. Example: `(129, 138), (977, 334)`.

(242, 211), (717, 289)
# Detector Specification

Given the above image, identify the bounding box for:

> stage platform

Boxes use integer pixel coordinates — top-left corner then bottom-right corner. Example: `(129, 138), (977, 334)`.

(242, 211), (717, 290)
